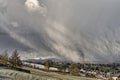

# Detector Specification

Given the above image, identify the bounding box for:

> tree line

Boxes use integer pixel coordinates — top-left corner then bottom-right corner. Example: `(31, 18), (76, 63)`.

(0, 50), (22, 69)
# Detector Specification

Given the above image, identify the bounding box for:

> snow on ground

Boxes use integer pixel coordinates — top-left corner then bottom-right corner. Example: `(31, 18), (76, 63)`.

(0, 69), (58, 80)
(0, 68), (96, 80)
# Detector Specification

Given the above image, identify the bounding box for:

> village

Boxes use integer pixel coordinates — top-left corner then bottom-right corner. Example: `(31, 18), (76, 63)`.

(23, 59), (120, 80)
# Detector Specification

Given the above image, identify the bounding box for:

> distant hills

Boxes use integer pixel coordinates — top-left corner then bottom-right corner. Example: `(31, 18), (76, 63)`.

(23, 58), (72, 64)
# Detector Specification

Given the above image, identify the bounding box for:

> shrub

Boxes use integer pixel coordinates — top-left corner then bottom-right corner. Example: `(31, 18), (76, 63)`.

(69, 63), (80, 76)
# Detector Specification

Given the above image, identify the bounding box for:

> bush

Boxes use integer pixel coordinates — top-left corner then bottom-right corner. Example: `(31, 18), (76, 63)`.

(85, 73), (96, 78)
(16, 68), (31, 73)
(69, 63), (80, 76)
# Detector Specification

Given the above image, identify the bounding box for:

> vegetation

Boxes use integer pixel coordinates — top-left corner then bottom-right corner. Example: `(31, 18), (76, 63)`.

(24, 58), (120, 79)
(0, 49), (120, 79)
(0, 51), (9, 66)
(52, 62), (69, 72)
(0, 50), (22, 69)
(9, 50), (22, 68)
(43, 60), (53, 70)
(69, 63), (80, 76)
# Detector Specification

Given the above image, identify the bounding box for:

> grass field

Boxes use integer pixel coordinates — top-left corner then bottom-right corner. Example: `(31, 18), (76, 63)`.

(0, 67), (97, 80)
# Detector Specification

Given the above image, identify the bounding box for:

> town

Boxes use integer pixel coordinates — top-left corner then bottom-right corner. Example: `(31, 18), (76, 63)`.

(23, 59), (120, 80)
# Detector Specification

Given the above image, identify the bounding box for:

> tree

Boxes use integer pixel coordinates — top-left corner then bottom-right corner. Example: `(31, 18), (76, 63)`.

(57, 62), (68, 72)
(0, 50), (9, 66)
(9, 50), (22, 68)
(2, 50), (9, 66)
(44, 60), (53, 70)
(69, 63), (80, 76)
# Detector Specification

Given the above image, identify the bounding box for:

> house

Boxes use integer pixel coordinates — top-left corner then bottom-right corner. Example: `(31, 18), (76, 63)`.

(80, 69), (86, 73)
(49, 67), (58, 71)
(111, 74), (120, 80)
(96, 75), (104, 79)
(22, 62), (45, 69)
(112, 77), (117, 80)
(23, 61), (60, 71)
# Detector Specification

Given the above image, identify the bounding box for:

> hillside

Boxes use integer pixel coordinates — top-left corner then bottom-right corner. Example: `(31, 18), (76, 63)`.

(0, 68), (96, 80)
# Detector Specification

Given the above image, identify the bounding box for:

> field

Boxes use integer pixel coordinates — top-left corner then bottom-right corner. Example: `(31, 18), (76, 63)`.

(0, 67), (97, 80)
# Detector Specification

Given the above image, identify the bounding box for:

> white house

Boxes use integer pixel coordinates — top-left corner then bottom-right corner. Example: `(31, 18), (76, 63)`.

(112, 77), (117, 80)
(49, 67), (58, 71)
(23, 62), (60, 71)
(22, 62), (45, 69)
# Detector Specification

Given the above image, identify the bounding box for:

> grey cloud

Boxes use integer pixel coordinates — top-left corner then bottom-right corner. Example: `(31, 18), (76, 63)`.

(0, 0), (120, 63)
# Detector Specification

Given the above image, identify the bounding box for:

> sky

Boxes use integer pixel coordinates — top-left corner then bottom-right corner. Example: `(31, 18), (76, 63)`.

(0, 0), (120, 63)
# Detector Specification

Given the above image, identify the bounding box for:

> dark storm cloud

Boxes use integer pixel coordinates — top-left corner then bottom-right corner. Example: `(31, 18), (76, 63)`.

(0, 0), (120, 62)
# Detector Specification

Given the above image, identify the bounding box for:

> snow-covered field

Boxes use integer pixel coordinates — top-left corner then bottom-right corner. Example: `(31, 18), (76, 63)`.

(0, 77), (12, 80)
(0, 69), (58, 80)
(0, 68), (96, 80)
